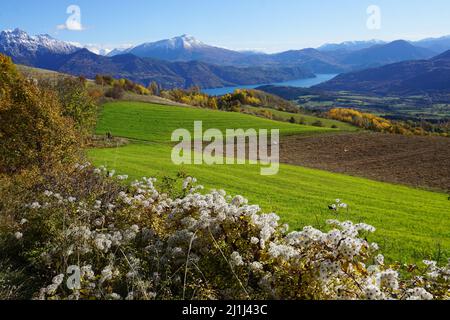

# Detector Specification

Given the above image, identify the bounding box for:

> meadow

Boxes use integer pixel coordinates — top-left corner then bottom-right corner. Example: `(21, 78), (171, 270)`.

(241, 105), (358, 131)
(95, 101), (335, 142)
(89, 101), (450, 263)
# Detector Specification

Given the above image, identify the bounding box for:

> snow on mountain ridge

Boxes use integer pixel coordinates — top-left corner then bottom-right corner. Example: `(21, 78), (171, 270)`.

(134, 34), (208, 51)
(0, 28), (78, 54)
(318, 39), (386, 52)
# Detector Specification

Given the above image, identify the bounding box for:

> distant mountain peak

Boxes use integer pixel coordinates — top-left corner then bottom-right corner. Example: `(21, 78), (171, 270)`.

(140, 34), (207, 51)
(431, 49), (450, 60)
(318, 39), (386, 52)
(385, 39), (412, 47)
(0, 28), (78, 55)
(179, 34), (206, 48)
(122, 34), (244, 65)
(3, 28), (27, 35)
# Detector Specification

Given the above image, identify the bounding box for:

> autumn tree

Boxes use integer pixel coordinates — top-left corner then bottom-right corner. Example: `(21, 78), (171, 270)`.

(105, 83), (125, 99)
(95, 74), (105, 86)
(0, 54), (79, 174)
(148, 81), (160, 96)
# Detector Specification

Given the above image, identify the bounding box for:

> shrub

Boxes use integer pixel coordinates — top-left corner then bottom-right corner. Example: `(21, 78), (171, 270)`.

(95, 75), (105, 86)
(312, 120), (324, 127)
(105, 84), (125, 100)
(0, 165), (448, 300)
(298, 117), (306, 125)
(88, 88), (104, 101)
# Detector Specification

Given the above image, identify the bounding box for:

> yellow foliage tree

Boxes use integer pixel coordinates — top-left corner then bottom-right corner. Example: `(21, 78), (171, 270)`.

(0, 54), (79, 174)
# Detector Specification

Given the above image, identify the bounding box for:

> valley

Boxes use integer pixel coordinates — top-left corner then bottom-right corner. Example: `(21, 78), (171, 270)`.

(258, 86), (450, 121)
(202, 73), (337, 95)
(2, 1), (450, 302)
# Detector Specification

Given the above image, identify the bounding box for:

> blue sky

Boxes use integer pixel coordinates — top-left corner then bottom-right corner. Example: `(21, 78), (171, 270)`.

(2, 0), (450, 53)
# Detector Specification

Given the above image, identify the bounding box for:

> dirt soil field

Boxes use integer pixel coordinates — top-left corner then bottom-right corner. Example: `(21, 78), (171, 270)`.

(280, 132), (450, 192)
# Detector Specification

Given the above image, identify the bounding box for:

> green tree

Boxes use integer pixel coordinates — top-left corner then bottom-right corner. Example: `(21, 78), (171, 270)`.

(43, 77), (97, 140)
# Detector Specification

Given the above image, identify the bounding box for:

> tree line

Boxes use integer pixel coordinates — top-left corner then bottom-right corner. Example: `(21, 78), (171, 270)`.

(327, 108), (449, 137)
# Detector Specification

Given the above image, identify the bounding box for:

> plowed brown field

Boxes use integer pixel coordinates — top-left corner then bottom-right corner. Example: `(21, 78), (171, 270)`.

(280, 132), (450, 192)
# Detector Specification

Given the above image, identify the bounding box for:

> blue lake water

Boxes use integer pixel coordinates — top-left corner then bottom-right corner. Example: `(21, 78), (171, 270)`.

(202, 73), (338, 96)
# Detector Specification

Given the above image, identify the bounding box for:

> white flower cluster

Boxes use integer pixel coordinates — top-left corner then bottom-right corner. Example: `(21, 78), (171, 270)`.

(405, 287), (434, 300)
(329, 199), (348, 211)
(14, 168), (448, 301)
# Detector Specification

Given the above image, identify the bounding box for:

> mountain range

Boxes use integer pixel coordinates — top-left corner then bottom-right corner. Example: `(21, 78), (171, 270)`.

(315, 50), (450, 95)
(58, 49), (314, 89)
(0, 28), (79, 68)
(2, 28), (450, 91)
(317, 40), (387, 52)
(336, 40), (436, 70)
(318, 35), (450, 54)
(0, 29), (314, 88)
(106, 34), (443, 73)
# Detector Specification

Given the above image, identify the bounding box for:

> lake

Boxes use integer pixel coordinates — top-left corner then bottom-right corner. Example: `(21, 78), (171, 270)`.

(202, 73), (338, 96)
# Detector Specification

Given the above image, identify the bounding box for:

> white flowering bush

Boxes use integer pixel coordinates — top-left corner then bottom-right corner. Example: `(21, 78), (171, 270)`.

(0, 164), (448, 300)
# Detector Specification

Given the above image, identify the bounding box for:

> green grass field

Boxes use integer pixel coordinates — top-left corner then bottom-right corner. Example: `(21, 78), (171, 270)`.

(89, 101), (450, 263)
(242, 105), (358, 131)
(95, 101), (335, 142)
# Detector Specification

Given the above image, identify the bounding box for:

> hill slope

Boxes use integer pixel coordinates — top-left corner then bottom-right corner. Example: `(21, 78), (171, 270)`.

(338, 40), (436, 69)
(315, 50), (450, 95)
(89, 101), (450, 263)
(58, 49), (313, 88)
(95, 102), (332, 142)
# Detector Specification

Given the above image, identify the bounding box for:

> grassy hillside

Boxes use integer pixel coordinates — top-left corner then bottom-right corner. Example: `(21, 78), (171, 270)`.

(96, 101), (335, 142)
(88, 101), (450, 263)
(242, 105), (358, 131)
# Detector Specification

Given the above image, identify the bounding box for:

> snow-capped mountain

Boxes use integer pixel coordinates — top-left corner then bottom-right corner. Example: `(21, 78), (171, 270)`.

(0, 28), (78, 55)
(0, 28), (79, 67)
(141, 34), (207, 50)
(82, 44), (112, 56)
(109, 34), (208, 56)
(107, 48), (128, 57)
(111, 34), (245, 65)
